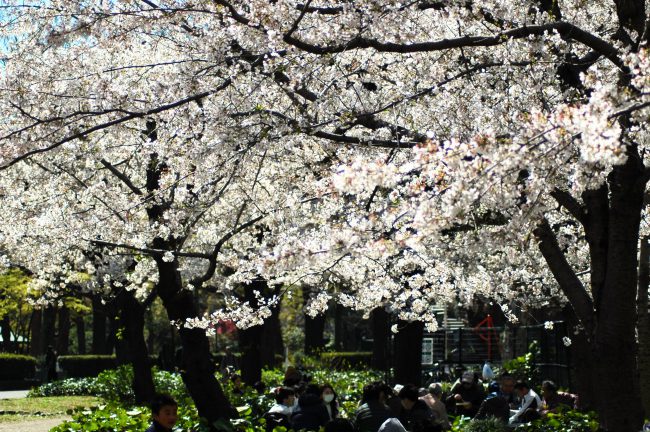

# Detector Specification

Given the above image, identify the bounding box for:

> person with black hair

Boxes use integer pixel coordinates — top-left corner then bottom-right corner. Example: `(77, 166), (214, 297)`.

(398, 384), (435, 431)
(540, 380), (579, 414)
(146, 394), (178, 432)
(265, 387), (296, 432)
(446, 371), (485, 418)
(354, 381), (392, 432)
(291, 383), (330, 430)
(325, 418), (355, 432)
(509, 382), (541, 424)
(475, 381), (510, 422)
(321, 383), (339, 420)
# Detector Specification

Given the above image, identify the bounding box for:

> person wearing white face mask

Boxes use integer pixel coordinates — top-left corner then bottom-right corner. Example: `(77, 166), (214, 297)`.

(321, 383), (339, 420)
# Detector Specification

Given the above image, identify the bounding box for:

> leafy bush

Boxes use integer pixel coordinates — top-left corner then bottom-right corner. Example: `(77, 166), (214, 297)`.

(58, 355), (118, 378)
(514, 410), (599, 432)
(28, 377), (99, 397)
(0, 353), (36, 380)
(319, 352), (372, 369)
(503, 342), (540, 384)
(462, 418), (509, 432)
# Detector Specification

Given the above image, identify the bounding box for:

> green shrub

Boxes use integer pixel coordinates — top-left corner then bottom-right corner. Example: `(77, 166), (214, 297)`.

(463, 418), (509, 432)
(514, 410), (599, 432)
(58, 355), (117, 378)
(28, 377), (99, 397)
(320, 351), (372, 369)
(0, 353), (37, 380)
(503, 342), (540, 384)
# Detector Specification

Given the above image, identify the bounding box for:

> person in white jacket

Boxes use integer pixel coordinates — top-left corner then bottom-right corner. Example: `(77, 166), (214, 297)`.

(509, 382), (542, 424)
(378, 418), (408, 432)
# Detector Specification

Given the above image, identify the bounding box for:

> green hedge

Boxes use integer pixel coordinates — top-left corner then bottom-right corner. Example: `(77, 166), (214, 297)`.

(0, 353), (37, 380)
(320, 351), (372, 369)
(58, 355), (117, 378)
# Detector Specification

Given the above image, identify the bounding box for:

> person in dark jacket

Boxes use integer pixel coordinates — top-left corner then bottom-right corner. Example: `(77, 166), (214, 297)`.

(321, 383), (339, 420)
(446, 371), (486, 417)
(291, 384), (330, 430)
(475, 382), (509, 422)
(540, 380), (579, 414)
(354, 381), (392, 432)
(145, 394), (178, 432)
(398, 384), (436, 431)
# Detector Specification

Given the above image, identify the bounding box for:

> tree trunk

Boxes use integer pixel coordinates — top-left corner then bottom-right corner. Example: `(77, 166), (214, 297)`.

(120, 291), (156, 405)
(260, 290), (283, 368)
(91, 296), (107, 354)
(1, 316), (12, 352)
(29, 309), (42, 357)
(638, 236), (650, 418)
(105, 315), (117, 355)
(57, 306), (71, 356)
(303, 286), (326, 355)
(75, 316), (86, 355)
(156, 259), (235, 426)
(239, 278), (275, 384)
(371, 308), (390, 371)
(43, 306), (56, 353)
(393, 320), (423, 386)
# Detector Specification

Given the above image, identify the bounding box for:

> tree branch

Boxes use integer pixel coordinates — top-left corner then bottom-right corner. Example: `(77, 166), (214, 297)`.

(550, 188), (586, 224)
(100, 159), (143, 196)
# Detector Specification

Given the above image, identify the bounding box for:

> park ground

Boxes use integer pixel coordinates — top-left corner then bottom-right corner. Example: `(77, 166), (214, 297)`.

(0, 393), (98, 431)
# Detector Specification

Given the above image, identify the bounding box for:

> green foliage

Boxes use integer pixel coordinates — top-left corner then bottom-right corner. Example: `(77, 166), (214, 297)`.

(319, 352), (372, 370)
(502, 342), (540, 384)
(0, 353), (36, 380)
(28, 377), (99, 397)
(0, 268), (33, 346)
(462, 418), (509, 432)
(514, 410), (599, 432)
(58, 355), (118, 378)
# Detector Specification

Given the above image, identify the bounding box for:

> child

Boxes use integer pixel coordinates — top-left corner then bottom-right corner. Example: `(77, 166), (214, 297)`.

(146, 394), (178, 432)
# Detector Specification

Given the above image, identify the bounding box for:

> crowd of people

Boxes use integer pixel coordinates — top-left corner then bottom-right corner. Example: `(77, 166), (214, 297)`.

(144, 369), (580, 432)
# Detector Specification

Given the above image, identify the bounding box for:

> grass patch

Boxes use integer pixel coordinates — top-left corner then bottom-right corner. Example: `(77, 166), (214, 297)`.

(0, 396), (100, 419)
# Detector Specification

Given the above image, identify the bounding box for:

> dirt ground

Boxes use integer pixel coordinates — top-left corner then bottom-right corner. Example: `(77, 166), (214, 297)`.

(0, 416), (68, 432)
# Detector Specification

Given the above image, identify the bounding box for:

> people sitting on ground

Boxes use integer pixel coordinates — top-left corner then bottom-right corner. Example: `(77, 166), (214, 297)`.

(321, 383), (339, 420)
(495, 374), (518, 409)
(378, 417), (408, 432)
(398, 384), (436, 431)
(230, 373), (244, 395)
(509, 381), (542, 424)
(325, 418), (355, 432)
(419, 383), (450, 430)
(291, 383), (330, 431)
(387, 384), (404, 417)
(146, 393), (178, 432)
(446, 371), (486, 418)
(265, 387), (296, 432)
(540, 380), (579, 415)
(284, 366), (303, 387)
(354, 381), (393, 432)
(474, 381), (510, 423)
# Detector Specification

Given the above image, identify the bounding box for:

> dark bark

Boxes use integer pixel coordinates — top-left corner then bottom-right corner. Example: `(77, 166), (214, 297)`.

(120, 291), (156, 405)
(29, 309), (42, 356)
(260, 287), (284, 368)
(56, 306), (71, 355)
(303, 286), (326, 355)
(393, 320), (423, 386)
(1, 316), (12, 352)
(75, 316), (86, 355)
(637, 236), (650, 416)
(91, 296), (107, 354)
(105, 315), (118, 355)
(238, 323), (262, 384)
(371, 308), (390, 371)
(43, 306), (56, 353)
(563, 305), (595, 410)
(155, 258), (235, 425)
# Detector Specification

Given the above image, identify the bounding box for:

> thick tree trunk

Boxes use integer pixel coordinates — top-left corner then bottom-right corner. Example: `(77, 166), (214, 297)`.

(43, 306), (56, 352)
(57, 306), (70, 355)
(239, 324), (262, 384)
(105, 315), (117, 355)
(638, 236), (650, 416)
(29, 309), (42, 357)
(260, 290), (283, 369)
(156, 259), (235, 426)
(120, 291), (156, 405)
(91, 296), (107, 354)
(371, 308), (390, 371)
(75, 316), (86, 355)
(303, 286), (326, 355)
(393, 320), (423, 386)
(1, 316), (12, 352)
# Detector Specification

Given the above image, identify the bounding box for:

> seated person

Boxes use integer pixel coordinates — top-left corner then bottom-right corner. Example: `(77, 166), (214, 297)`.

(354, 382), (392, 432)
(291, 383), (330, 430)
(475, 381), (509, 422)
(146, 394), (178, 432)
(540, 380), (579, 414)
(265, 387), (296, 432)
(509, 382), (542, 424)
(446, 371), (486, 417)
(398, 384), (436, 431)
(325, 418), (355, 432)
(420, 383), (450, 430)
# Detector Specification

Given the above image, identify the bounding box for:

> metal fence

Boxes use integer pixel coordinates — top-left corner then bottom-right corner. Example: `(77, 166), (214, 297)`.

(421, 321), (572, 388)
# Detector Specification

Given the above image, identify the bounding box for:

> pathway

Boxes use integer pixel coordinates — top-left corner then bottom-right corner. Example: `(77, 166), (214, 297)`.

(0, 416), (68, 432)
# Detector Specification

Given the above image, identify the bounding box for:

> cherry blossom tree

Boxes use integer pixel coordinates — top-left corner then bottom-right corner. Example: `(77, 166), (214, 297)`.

(1, 1), (650, 431)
